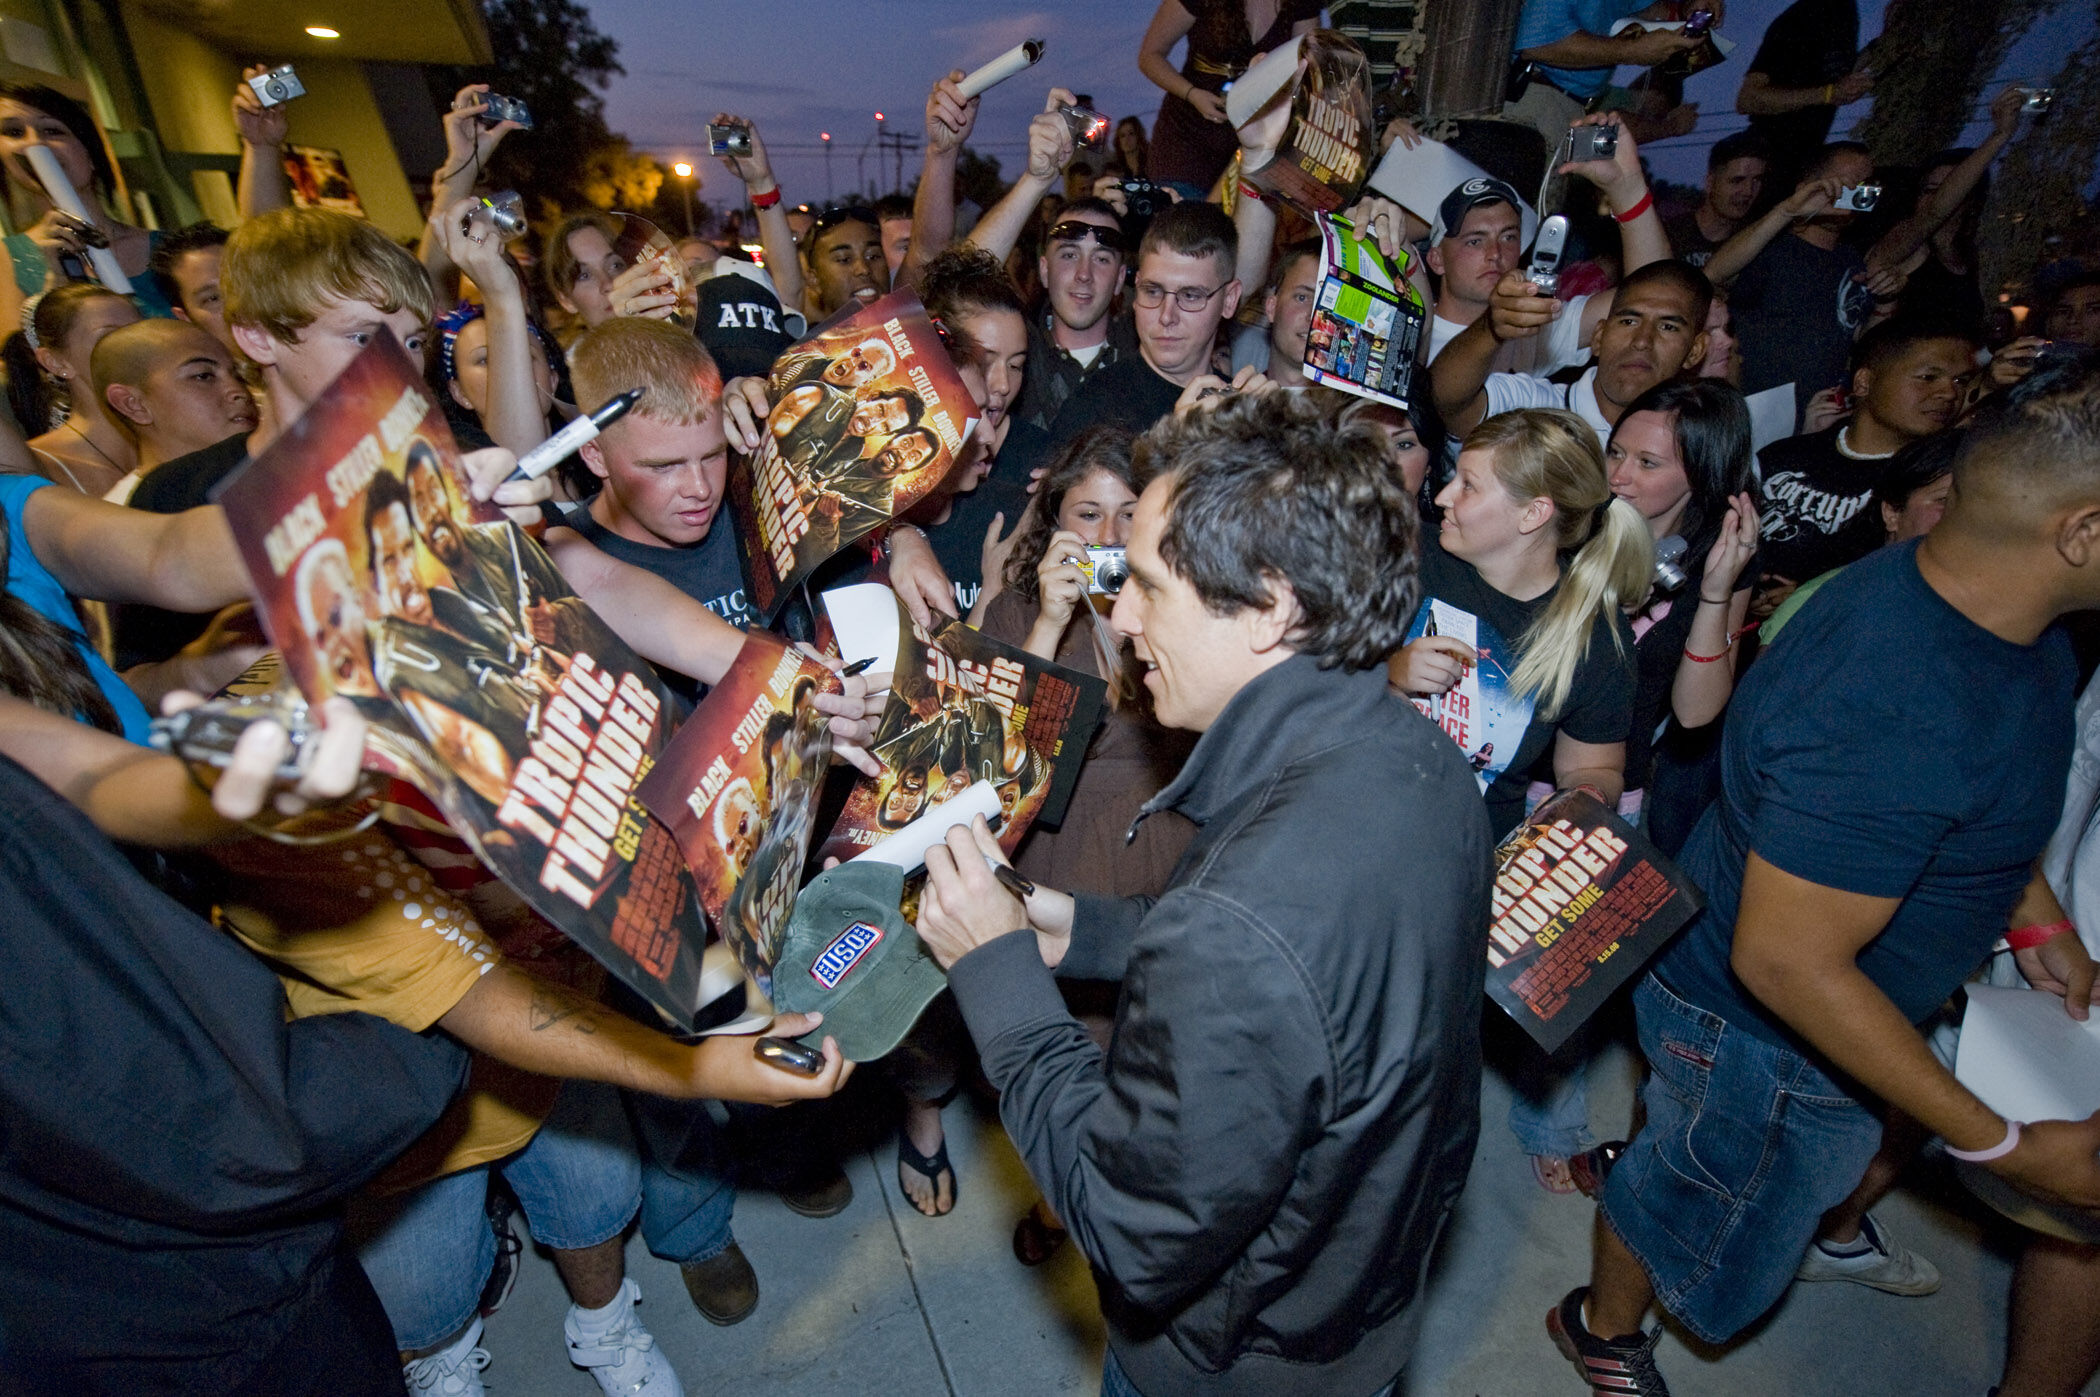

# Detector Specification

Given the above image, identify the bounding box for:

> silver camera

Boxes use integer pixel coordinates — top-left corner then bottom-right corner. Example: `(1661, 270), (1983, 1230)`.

(1565, 123), (1619, 165)
(1652, 535), (1689, 594)
(2021, 86), (2056, 115)
(150, 689), (318, 782)
(247, 64), (305, 108)
(1059, 102), (1110, 151)
(463, 190), (526, 240)
(707, 121), (752, 157)
(1078, 546), (1129, 596)
(1834, 183), (1881, 213)
(479, 93), (533, 130)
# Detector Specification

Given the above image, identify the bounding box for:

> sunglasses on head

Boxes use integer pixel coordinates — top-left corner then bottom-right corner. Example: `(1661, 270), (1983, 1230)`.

(1046, 220), (1129, 253)
(807, 204), (879, 238)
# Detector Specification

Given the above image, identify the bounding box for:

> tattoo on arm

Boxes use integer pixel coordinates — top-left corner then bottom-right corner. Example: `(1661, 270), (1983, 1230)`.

(527, 983), (600, 1034)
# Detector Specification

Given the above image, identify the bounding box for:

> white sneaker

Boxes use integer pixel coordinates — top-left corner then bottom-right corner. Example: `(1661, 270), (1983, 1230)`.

(564, 1278), (684, 1396)
(403, 1315), (492, 1395)
(1795, 1212), (1942, 1295)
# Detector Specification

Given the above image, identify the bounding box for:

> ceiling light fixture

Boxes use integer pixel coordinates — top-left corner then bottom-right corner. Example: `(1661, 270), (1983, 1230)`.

(305, 25), (340, 38)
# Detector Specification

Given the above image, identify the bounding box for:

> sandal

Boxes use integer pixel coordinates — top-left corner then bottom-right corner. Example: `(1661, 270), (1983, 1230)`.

(896, 1128), (956, 1218)
(1530, 1153), (1578, 1195)
(1012, 1201), (1067, 1266)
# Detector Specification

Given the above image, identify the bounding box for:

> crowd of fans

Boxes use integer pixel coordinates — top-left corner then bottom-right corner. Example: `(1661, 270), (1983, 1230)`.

(2, 2), (2099, 1395)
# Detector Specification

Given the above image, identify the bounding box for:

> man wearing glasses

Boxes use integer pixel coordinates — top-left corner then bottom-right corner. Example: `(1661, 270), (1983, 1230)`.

(1044, 200), (1241, 449)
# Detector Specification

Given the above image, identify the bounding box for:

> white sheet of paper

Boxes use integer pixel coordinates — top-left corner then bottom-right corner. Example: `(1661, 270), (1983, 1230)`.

(1605, 17), (1737, 55)
(1367, 138), (1538, 248)
(1955, 984), (2100, 1125)
(851, 780), (1003, 873)
(1746, 383), (1796, 461)
(822, 582), (902, 678)
(1225, 33), (1304, 129)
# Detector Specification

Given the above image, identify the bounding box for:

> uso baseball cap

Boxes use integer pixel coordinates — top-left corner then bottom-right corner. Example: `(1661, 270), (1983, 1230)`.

(1430, 176), (1530, 247)
(771, 860), (946, 1061)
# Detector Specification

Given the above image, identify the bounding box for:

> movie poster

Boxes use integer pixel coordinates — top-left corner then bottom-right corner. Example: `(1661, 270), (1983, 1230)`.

(1303, 212), (1427, 410)
(215, 332), (723, 1031)
(1232, 30), (1376, 214)
(726, 289), (978, 620)
(1403, 598), (1533, 793)
(815, 585), (1106, 867)
(1487, 790), (1705, 1052)
(636, 632), (837, 1009)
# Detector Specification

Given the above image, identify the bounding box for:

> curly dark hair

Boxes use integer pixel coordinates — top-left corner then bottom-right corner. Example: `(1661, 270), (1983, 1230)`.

(919, 244), (1024, 371)
(1003, 424), (1140, 602)
(1136, 392), (1421, 671)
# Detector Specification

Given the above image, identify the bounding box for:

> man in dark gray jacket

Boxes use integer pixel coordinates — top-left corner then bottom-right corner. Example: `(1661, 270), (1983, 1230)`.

(919, 391), (1492, 1397)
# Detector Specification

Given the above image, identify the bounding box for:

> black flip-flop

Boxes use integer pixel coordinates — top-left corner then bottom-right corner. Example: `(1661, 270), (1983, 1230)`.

(1012, 1202), (1067, 1266)
(896, 1129), (956, 1218)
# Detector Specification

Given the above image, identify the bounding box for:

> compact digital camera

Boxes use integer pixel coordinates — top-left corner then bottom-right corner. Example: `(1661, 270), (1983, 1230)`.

(1565, 123), (1619, 165)
(1833, 183), (1881, 213)
(1682, 7), (1716, 37)
(1119, 179), (1168, 222)
(1059, 102), (1110, 151)
(480, 93), (533, 130)
(463, 190), (527, 240)
(707, 121), (752, 157)
(1652, 535), (1689, 594)
(247, 64), (305, 108)
(1078, 546), (1130, 597)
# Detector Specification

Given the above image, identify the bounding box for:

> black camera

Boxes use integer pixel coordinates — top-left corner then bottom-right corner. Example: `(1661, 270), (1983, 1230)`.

(1120, 178), (1168, 222)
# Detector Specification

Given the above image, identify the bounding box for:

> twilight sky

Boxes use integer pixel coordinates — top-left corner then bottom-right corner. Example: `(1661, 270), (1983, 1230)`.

(584, 0), (2092, 206)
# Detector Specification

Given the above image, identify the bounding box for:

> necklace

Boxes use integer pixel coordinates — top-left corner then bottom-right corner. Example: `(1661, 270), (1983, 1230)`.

(65, 416), (124, 472)
(1835, 424), (1894, 461)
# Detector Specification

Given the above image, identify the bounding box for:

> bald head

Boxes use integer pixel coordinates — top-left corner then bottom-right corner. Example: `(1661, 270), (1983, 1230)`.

(92, 319), (258, 467)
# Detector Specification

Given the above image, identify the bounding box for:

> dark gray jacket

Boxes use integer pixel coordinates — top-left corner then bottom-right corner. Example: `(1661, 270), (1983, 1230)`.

(948, 654), (1491, 1396)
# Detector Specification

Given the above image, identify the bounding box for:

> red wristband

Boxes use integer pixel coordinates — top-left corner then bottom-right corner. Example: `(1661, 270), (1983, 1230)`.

(749, 186), (781, 210)
(2005, 919), (2074, 951)
(1237, 179), (1263, 203)
(1614, 188), (1654, 223)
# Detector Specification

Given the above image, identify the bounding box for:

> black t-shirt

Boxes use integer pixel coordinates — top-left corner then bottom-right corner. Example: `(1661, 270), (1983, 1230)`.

(1046, 355), (1183, 452)
(1756, 426), (1888, 584)
(561, 499), (755, 702)
(923, 437), (1040, 618)
(112, 432), (251, 669)
(1418, 534), (1636, 838)
(1661, 209), (1724, 269)
(1744, 0), (1860, 171)
(1732, 233), (1873, 422)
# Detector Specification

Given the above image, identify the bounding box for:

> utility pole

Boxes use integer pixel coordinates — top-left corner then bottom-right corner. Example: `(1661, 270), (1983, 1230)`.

(873, 111), (885, 197)
(671, 161), (696, 237)
(821, 131), (832, 202)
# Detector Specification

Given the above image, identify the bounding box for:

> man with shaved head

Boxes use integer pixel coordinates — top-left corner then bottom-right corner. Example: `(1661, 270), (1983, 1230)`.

(92, 319), (259, 486)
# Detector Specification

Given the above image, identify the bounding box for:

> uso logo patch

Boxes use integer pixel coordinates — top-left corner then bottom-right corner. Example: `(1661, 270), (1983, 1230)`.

(811, 922), (884, 989)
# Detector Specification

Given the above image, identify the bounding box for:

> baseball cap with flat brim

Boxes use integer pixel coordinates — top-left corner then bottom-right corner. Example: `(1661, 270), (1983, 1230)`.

(771, 860), (946, 1062)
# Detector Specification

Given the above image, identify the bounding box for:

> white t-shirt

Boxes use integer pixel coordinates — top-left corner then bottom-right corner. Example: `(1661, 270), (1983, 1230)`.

(1481, 366), (1612, 447)
(1425, 293), (1593, 377)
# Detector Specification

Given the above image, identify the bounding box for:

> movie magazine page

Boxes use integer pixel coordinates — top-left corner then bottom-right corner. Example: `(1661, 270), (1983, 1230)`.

(1402, 598), (1534, 793)
(1303, 212), (1427, 410)
(1228, 30), (1375, 214)
(727, 289), (978, 620)
(1487, 790), (1705, 1052)
(636, 631), (837, 1010)
(815, 584), (1106, 866)
(214, 332), (725, 1032)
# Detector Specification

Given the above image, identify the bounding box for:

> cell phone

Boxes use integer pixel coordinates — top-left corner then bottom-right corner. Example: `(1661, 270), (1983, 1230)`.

(754, 1036), (825, 1076)
(1525, 214), (1570, 297)
(479, 93), (533, 130)
(1833, 183), (1881, 213)
(247, 64), (305, 109)
(708, 121), (753, 158)
(149, 691), (318, 782)
(2020, 86), (2056, 115)
(1682, 8), (1715, 38)
(1565, 123), (1619, 165)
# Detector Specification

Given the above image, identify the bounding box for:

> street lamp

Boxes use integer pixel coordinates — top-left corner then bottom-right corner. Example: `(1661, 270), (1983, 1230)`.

(671, 161), (696, 238)
(821, 131), (831, 202)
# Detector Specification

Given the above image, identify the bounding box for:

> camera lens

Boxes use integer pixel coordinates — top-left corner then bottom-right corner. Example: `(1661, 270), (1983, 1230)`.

(1095, 556), (1130, 595)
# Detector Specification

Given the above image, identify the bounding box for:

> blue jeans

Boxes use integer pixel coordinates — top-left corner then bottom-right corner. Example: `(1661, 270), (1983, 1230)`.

(350, 1079), (644, 1351)
(1101, 1350), (1394, 1397)
(1506, 1028), (1597, 1159)
(1600, 975), (1885, 1344)
(625, 1090), (736, 1265)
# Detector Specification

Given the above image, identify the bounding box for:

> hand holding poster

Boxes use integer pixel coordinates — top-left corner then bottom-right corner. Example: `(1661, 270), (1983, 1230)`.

(1302, 212), (1427, 410)
(215, 332), (726, 1031)
(1402, 598), (1533, 793)
(637, 631), (838, 1010)
(1229, 30), (1376, 214)
(1487, 790), (1704, 1052)
(816, 584), (1105, 866)
(727, 290), (978, 619)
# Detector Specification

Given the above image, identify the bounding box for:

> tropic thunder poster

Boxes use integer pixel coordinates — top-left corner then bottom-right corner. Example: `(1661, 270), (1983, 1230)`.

(215, 333), (724, 1031)
(727, 289), (978, 619)
(636, 631), (837, 1009)
(815, 585), (1105, 868)
(1234, 29), (1375, 214)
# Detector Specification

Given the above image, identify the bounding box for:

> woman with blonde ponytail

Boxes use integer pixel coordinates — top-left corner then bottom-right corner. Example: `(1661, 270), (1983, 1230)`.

(1392, 407), (1652, 1196)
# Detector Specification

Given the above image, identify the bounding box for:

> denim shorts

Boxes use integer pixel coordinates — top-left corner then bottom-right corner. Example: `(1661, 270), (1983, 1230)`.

(1599, 975), (1886, 1344)
(349, 1079), (643, 1351)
